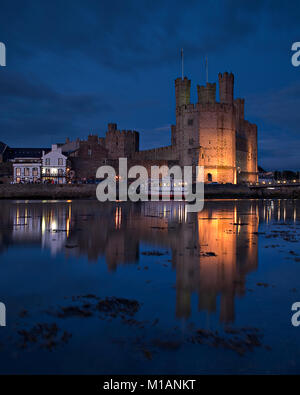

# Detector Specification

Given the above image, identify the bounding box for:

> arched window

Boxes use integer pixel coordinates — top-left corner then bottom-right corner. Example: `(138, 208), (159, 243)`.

(207, 173), (212, 182)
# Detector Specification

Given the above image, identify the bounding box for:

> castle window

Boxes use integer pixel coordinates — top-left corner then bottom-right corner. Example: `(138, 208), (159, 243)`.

(188, 119), (193, 126)
(88, 149), (92, 157)
(189, 138), (194, 145)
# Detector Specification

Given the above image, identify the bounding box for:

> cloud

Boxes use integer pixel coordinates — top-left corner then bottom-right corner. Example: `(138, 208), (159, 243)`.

(259, 133), (300, 170)
(1, 0), (291, 73)
(247, 82), (300, 132)
(0, 70), (113, 145)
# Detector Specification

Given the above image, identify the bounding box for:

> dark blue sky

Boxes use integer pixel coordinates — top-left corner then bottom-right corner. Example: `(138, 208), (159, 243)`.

(0, 0), (299, 170)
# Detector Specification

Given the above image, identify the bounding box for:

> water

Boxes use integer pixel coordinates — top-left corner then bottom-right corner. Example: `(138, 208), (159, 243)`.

(0, 199), (300, 374)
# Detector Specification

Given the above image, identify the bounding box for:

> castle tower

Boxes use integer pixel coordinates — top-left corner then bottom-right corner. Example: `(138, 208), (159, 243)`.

(197, 82), (216, 104)
(218, 72), (234, 104)
(175, 77), (191, 108)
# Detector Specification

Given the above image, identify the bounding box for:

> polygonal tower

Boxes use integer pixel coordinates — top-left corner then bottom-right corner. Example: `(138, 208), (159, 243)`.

(218, 72), (234, 104)
(175, 77), (191, 108)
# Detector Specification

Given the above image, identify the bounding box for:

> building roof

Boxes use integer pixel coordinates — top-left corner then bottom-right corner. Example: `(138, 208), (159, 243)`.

(5, 147), (50, 160)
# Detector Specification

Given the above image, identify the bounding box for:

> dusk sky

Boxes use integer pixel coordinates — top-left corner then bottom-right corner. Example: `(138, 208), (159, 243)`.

(0, 0), (299, 170)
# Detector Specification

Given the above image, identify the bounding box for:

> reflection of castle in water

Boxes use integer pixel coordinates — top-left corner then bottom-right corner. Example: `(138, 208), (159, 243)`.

(0, 199), (298, 323)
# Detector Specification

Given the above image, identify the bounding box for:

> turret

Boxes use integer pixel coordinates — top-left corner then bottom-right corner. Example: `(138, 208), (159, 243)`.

(197, 82), (216, 104)
(218, 72), (234, 104)
(108, 123), (117, 133)
(234, 98), (245, 121)
(175, 77), (191, 108)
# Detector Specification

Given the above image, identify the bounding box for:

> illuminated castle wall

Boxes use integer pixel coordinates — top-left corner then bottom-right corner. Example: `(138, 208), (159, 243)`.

(132, 71), (258, 184)
(64, 71), (258, 184)
(171, 72), (258, 184)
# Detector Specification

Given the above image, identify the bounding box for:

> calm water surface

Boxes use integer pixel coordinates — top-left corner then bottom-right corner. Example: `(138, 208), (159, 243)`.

(0, 199), (300, 374)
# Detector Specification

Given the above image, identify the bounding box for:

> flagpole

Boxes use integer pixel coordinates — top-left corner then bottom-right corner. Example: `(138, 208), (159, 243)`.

(181, 48), (184, 79)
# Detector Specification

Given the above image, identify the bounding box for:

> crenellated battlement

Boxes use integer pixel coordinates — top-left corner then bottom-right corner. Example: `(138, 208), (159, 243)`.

(218, 72), (234, 104)
(67, 69), (257, 185)
(105, 123), (139, 159)
(173, 70), (257, 183)
(197, 82), (216, 104)
(175, 76), (191, 108)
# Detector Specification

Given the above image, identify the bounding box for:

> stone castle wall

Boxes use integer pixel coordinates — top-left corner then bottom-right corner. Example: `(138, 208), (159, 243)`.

(173, 71), (257, 184)
(64, 71), (257, 184)
(133, 145), (177, 161)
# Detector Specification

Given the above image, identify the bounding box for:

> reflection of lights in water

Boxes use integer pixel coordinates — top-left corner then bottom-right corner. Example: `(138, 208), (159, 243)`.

(66, 204), (72, 238)
(283, 207), (286, 222)
(294, 207), (297, 223)
(41, 217), (46, 234)
(178, 204), (184, 223)
(24, 208), (28, 226)
(51, 219), (57, 232)
(16, 207), (19, 226)
(115, 206), (122, 229)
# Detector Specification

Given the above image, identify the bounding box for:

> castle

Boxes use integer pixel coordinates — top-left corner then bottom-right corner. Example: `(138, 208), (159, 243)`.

(65, 71), (258, 184)
(0, 70), (258, 184)
(171, 72), (258, 183)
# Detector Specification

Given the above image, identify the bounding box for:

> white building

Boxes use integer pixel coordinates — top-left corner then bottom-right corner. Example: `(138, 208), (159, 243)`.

(42, 144), (67, 184)
(10, 148), (45, 183)
(13, 160), (41, 183)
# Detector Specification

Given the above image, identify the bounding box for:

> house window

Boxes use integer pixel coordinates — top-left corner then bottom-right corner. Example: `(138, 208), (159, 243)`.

(58, 158), (63, 165)
(24, 168), (30, 176)
(207, 173), (212, 182)
(45, 158), (50, 165)
(188, 119), (193, 126)
(58, 169), (63, 176)
(46, 168), (50, 175)
(32, 168), (38, 176)
(16, 168), (21, 176)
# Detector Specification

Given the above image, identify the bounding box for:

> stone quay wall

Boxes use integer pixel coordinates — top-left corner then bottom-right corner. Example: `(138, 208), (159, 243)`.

(1, 184), (300, 200)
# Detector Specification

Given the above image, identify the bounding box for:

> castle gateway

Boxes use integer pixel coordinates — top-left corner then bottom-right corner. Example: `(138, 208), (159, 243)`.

(66, 71), (258, 184)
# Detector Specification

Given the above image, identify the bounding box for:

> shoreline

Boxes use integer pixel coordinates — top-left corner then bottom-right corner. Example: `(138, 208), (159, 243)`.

(1, 184), (300, 200)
